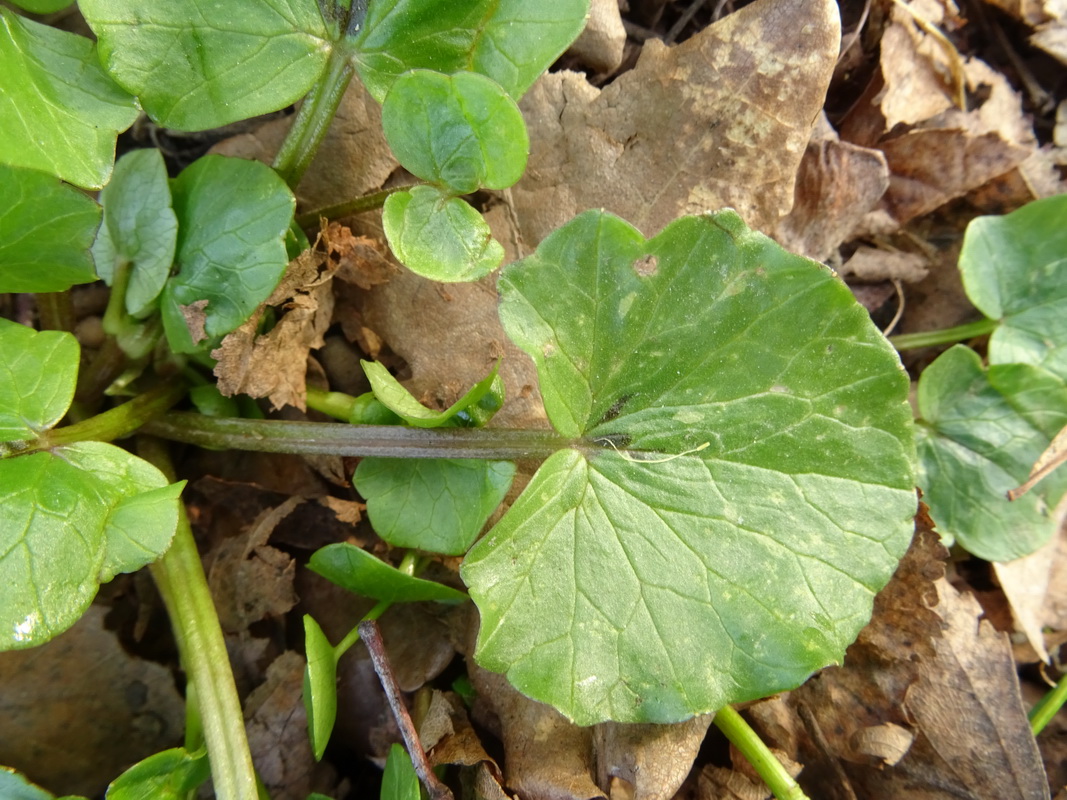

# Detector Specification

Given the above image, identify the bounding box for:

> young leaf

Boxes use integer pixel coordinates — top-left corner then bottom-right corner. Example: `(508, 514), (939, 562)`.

(160, 155), (295, 353)
(382, 70), (528, 194)
(0, 9), (137, 189)
(0, 319), (79, 441)
(0, 165), (101, 293)
(461, 210), (917, 724)
(960, 194), (1067, 378)
(309, 543), (467, 604)
(303, 614), (338, 762)
(104, 747), (210, 799)
(916, 345), (1067, 561)
(383, 185), (504, 282)
(353, 0), (590, 102)
(93, 149), (178, 317)
(362, 359), (500, 428)
(381, 743), (420, 800)
(79, 0), (331, 131)
(355, 458), (515, 555)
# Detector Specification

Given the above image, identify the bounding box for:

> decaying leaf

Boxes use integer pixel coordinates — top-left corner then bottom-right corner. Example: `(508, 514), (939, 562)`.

(569, 0), (627, 73)
(593, 716), (713, 800)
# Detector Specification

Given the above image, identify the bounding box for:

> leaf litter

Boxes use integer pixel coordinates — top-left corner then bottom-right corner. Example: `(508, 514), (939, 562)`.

(11, 0), (1067, 797)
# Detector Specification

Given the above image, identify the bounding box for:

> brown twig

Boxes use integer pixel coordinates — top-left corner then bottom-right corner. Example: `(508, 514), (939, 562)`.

(359, 620), (454, 800)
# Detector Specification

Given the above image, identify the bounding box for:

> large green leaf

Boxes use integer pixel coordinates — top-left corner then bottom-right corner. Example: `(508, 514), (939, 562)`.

(382, 70), (528, 194)
(93, 149), (178, 317)
(80, 0), (330, 131)
(916, 345), (1067, 562)
(461, 210), (917, 724)
(960, 194), (1067, 378)
(0, 9), (138, 189)
(353, 0), (589, 102)
(0, 319), (79, 442)
(160, 155), (294, 353)
(0, 442), (183, 650)
(382, 184), (503, 282)
(0, 164), (101, 293)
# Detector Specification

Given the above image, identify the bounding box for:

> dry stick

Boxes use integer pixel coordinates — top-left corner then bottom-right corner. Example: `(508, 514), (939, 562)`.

(359, 620), (454, 800)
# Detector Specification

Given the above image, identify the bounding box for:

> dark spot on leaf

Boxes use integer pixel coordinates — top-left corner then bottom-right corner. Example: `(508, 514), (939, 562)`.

(596, 394), (631, 425)
(592, 432), (632, 450)
(633, 254), (658, 277)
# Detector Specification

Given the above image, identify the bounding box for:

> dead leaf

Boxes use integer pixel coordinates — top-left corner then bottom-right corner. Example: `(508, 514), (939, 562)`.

(0, 606), (185, 797)
(570, 0), (627, 73)
(593, 717), (712, 800)
(514, 0), (842, 243)
(839, 246), (930, 282)
(877, 4), (959, 129)
(698, 765), (770, 800)
(1009, 422), (1067, 500)
(180, 298), (210, 345)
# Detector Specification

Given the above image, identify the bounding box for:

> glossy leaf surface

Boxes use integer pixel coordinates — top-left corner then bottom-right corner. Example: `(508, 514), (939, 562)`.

(160, 155), (294, 353)
(309, 543), (466, 604)
(80, 0), (330, 130)
(383, 184), (503, 282)
(105, 747), (209, 799)
(382, 70), (528, 194)
(461, 210), (917, 724)
(0, 165), (101, 293)
(0, 319), (78, 442)
(0, 9), (137, 188)
(381, 743), (420, 800)
(354, 0), (589, 102)
(303, 614), (337, 762)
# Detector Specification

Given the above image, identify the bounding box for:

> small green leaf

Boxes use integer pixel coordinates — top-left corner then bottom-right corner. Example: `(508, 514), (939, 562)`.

(916, 345), (1067, 561)
(462, 210), (916, 724)
(960, 194), (1067, 379)
(381, 743), (420, 800)
(354, 0), (589, 102)
(0, 164), (101, 293)
(80, 0), (331, 130)
(309, 543), (467, 604)
(362, 359), (500, 428)
(0, 9), (137, 189)
(355, 458), (515, 555)
(0, 442), (182, 650)
(382, 70), (528, 194)
(383, 185), (503, 282)
(93, 149), (178, 317)
(0, 319), (79, 442)
(160, 155), (295, 353)
(105, 747), (210, 799)
(0, 767), (55, 800)
(303, 615), (338, 762)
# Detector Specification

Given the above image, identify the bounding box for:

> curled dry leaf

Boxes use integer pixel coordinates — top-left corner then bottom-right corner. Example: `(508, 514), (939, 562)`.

(593, 716), (713, 800)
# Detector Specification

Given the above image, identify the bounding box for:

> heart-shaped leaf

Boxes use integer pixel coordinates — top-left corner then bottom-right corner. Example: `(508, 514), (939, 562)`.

(461, 210), (916, 724)
(0, 9), (137, 189)
(0, 319), (79, 442)
(382, 70), (528, 194)
(80, 0), (331, 130)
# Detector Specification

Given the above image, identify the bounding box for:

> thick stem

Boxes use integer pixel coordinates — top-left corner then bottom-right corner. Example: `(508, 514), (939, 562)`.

(143, 412), (577, 460)
(141, 439), (258, 800)
(714, 706), (809, 800)
(888, 318), (998, 351)
(294, 184), (420, 228)
(272, 47), (356, 190)
(41, 382), (186, 449)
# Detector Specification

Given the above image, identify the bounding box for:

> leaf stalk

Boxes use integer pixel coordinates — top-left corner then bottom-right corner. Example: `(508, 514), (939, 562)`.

(888, 318), (998, 351)
(714, 705), (809, 800)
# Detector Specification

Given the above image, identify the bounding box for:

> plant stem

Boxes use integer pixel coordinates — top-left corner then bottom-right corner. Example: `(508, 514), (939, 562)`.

(294, 184), (420, 228)
(41, 382), (186, 448)
(272, 46), (356, 190)
(140, 438), (259, 800)
(888, 318), (998, 351)
(1030, 671), (1067, 735)
(305, 385), (358, 422)
(35, 291), (75, 333)
(143, 412), (577, 460)
(332, 553), (418, 658)
(714, 706), (809, 800)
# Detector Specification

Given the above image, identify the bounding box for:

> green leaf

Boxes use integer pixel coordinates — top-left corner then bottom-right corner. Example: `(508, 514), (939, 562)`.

(354, 0), (589, 102)
(355, 458), (515, 555)
(0, 319), (79, 442)
(916, 345), (1067, 561)
(160, 155), (295, 353)
(303, 615), (338, 762)
(309, 543), (467, 604)
(0, 442), (181, 650)
(960, 194), (1067, 379)
(461, 210), (917, 724)
(79, 0), (330, 131)
(0, 164), (101, 293)
(8, 0), (74, 12)
(105, 747), (210, 799)
(362, 359), (500, 428)
(382, 70), (528, 194)
(381, 743), (420, 800)
(383, 185), (503, 282)
(0, 9), (137, 189)
(0, 767), (55, 800)
(93, 149), (178, 317)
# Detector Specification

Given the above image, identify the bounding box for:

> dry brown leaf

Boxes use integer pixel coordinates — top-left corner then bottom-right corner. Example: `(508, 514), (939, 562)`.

(514, 0), (841, 244)
(839, 246), (930, 282)
(697, 765), (769, 800)
(0, 605), (185, 797)
(878, 7), (958, 128)
(593, 717), (712, 800)
(570, 0), (627, 73)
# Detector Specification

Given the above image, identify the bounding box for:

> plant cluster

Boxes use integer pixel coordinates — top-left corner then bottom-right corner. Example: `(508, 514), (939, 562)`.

(1, 0), (1064, 798)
